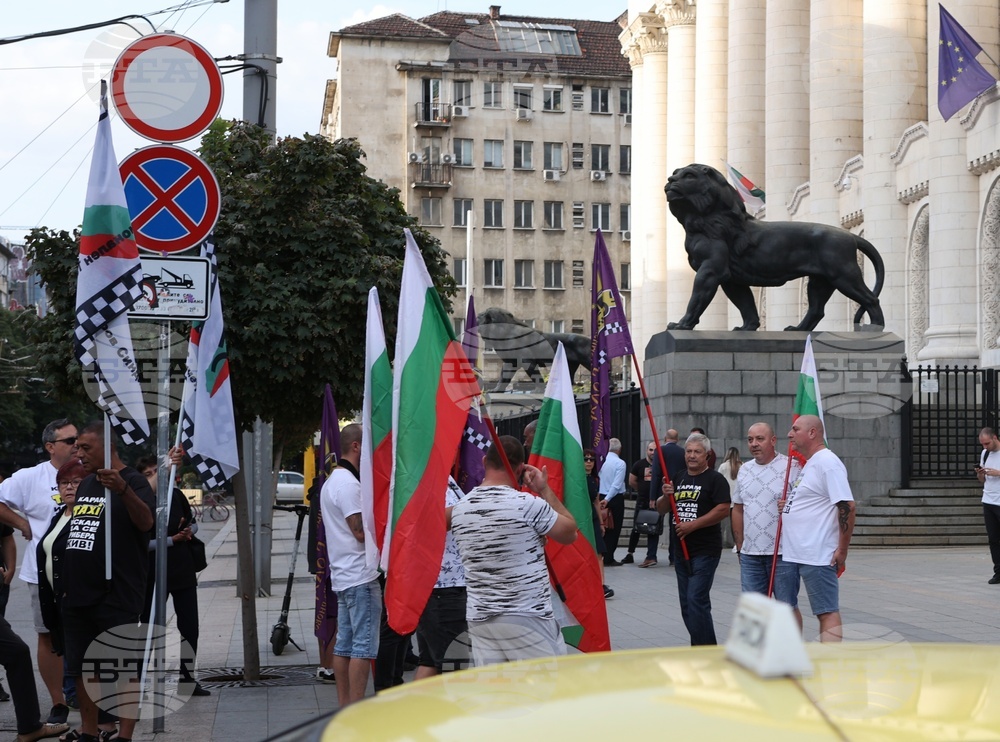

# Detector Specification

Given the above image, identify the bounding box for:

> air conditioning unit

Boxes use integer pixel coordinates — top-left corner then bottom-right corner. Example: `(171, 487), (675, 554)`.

(515, 108), (532, 121)
(624, 113), (632, 125)
(543, 169), (560, 182)
(590, 170), (607, 182)
(441, 153), (456, 165)
(453, 105), (469, 117)
(407, 152), (421, 163)
(621, 230), (631, 241)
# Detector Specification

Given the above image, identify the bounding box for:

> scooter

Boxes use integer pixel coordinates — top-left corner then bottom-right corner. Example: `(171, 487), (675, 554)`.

(270, 503), (310, 655)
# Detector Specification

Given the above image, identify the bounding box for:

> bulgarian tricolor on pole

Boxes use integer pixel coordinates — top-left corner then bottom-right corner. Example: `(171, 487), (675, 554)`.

(725, 162), (766, 217)
(360, 287), (391, 571)
(385, 230), (480, 634)
(530, 343), (611, 653)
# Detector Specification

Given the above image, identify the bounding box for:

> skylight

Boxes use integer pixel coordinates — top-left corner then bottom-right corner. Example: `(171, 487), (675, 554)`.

(494, 20), (582, 55)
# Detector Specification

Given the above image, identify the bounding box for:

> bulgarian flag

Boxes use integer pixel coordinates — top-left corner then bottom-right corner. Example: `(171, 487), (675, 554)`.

(529, 342), (611, 653)
(360, 287), (391, 571)
(793, 334), (826, 438)
(385, 230), (479, 634)
(725, 162), (766, 216)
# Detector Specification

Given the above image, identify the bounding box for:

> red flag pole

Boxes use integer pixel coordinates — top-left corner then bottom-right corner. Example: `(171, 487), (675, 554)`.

(627, 353), (691, 565)
(767, 441), (795, 597)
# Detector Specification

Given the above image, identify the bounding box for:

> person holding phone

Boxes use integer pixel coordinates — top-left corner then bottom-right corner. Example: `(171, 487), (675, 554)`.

(976, 428), (1000, 585)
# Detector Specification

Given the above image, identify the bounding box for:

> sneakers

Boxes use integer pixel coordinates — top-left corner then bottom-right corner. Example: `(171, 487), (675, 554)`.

(621, 553), (635, 564)
(46, 704), (69, 725)
(638, 559), (658, 568)
(989, 574), (1000, 585)
(316, 668), (336, 684)
(15, 723), (69, 742)
(603, 584), (615, 599)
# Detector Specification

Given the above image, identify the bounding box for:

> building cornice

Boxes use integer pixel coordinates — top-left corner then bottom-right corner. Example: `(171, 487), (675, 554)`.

(840, 210), (864, 229)
(834, 154), (864, 193)
(969, 149), (1000, 176)
(655, 0), (695, 28)
(786, 182), (809, 216)
(889, 122), (928, 163)
(898, 180), (929, 205)
(960, 82), (1000, 130)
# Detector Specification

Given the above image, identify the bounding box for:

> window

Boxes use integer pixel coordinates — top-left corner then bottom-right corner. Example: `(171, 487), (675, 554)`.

(543, 201), (563, 230)
(620, 203), (631, 232)
(454, 80), (472, 107)
(453, 317), (466, 336)
(591, 87), (610, 113)
(513, 85), (532, 110)
(591, 144), (611, 172)
(572, 84), (584, 111)
(453, 257), (467, 286)
(543, 142), (563, 171)
(484, 258), (504, 287)
(619, 88), (632, 115)
(513, 140), (533, 169)
(551, 319), (565, 333)
(619, 145), (631, 174)
(484, 139), (504, 168)
(544, 260), (564, 289)
(494, 21), (582, 55)
(420, 136), (442, 164)
(420, 78), (443, 121)
(592, 202), (611, 231)
(453, 138), (473, 166)
(571, 142), (584, 169)
(453, 198), (473, 227)
(514, 259), (534, 287)
(620, 262), (631, 291)
(484, 199), (504, 228)
(483, 81), (502, 108)
(572, 201), (585, 229)
(420, 197), (442, 226)
(543, 86), (563, 111)
(513, 200), (534, 229)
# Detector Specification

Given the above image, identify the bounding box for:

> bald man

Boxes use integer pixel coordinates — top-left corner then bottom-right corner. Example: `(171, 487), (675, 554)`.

(784, 415), (856, 642)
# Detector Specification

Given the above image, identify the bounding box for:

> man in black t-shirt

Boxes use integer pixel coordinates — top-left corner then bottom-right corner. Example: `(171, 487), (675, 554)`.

(656, 433), (730, 646)
(63, 422), (155, 742)
(625, 441), (659, 567)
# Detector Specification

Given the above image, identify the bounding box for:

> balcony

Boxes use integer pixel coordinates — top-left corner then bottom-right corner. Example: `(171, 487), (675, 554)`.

(414, 102), (453, 127)
(410, 163), (452, 188)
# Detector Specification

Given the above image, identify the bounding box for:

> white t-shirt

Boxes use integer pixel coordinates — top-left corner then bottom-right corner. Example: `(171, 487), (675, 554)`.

(436, 479), (466, 589)
(451, 484), (558, 622)
(781, 448), (854, 566)
(981, 449), (1000, 506)
(321, 466), (378, 592)
(0, 461), (61, 583)
(731, 453), (801, 556)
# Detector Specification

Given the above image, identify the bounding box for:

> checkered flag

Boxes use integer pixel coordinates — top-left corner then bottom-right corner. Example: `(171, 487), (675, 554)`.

(179, 409), (229, 489)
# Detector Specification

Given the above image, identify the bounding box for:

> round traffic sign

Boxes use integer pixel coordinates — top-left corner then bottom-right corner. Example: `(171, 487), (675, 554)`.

(119, 145), (221, 254)
(111, 33), (224, 143)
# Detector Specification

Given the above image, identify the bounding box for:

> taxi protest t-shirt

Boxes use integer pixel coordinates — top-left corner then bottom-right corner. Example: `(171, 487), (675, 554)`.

(62, 467), (155, 615)
(670, 469), (731, 557)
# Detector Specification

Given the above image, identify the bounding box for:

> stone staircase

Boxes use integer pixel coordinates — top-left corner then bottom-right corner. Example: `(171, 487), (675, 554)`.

(853, 483), (986, 547)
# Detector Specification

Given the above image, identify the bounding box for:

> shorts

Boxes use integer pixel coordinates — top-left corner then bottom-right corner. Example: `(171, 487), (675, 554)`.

(739, 554), (799, 608)
(416, 587), (468, 671)
(334, 580), (381, 660)
(28, 583), (48, 633)
(792, 563), (840, 616)
(62, 603), (142, 678)
(468, 614), (566, 667)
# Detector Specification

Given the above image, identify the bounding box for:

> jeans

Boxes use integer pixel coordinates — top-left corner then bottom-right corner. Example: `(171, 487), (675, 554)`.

(627, 493), (659, 561)
(334, 580), (382, 660)
(739, 554), (799, 608)
(675, 553), (721, 646)
(985, 504), (1000, 575)
(0, 615), (43, 734)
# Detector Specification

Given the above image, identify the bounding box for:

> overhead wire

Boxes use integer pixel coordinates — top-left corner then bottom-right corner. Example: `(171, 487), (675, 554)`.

(0, 85), (95, 176)
(35, 142), (95, 227)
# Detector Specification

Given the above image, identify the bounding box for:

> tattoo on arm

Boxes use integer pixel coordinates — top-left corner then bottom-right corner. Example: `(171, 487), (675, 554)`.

(836, 501), (852, 533)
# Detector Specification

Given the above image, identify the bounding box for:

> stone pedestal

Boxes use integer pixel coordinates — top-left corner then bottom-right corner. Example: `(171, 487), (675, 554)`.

(644, 330), (905, 504)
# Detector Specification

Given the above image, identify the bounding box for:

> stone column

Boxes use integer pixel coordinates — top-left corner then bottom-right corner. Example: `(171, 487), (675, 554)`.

(919, 0), (996, 362)
(727, 0), (766, 329)
(862, 0), (926, 344)
(764, 0), (810, 330)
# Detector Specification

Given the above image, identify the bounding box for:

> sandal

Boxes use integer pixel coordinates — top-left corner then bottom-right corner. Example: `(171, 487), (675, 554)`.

(60, 729), (117, 742)
(59, 731), (81, 742)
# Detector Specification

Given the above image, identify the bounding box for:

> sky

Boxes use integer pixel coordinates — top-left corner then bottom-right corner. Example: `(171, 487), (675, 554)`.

(0, 0), (619, 246)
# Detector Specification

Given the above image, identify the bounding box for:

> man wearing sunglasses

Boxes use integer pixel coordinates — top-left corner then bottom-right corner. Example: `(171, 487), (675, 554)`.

(0, 419), (78, 726)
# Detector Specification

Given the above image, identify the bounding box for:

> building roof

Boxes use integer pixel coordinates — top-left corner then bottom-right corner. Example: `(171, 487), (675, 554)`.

(335, 8), (630, 79)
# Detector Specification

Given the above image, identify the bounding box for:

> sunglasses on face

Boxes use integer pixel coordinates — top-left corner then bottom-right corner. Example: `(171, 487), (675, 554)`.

(51, 436), (78, 446)
(583, 457), (595, 462)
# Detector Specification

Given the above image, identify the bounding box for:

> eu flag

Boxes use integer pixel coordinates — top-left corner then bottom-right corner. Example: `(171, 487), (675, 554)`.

(938, 4), (997, 121)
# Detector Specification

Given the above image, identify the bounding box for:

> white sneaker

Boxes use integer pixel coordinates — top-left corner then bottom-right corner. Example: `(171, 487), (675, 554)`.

(316, 668), (336, 684)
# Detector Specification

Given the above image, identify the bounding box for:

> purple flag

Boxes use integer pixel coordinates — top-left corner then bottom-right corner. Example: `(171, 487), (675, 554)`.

(314, 383), (340, 650)
(589, 229), (635, 464)
(938, 4), (997, 121)
(455, 295), (491, 492)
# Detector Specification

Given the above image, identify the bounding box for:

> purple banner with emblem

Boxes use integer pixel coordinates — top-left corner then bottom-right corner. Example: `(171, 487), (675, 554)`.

(314, 384), (340, 649)
(455, 296), (490, 492)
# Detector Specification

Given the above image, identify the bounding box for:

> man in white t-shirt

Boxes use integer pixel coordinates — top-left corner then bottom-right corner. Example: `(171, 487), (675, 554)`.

(783, 415), (856, 642)
(975, 427), (1000, 584)
(731, 422), (802, 625)
(449, 435), (577, 667)
(0, 419), (78, 725)
(321, 424), (380, 708)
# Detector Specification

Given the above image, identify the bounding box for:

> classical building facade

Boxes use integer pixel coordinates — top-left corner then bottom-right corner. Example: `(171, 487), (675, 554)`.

(322, 7), (633, 383)
(622, 0), (1000, 368)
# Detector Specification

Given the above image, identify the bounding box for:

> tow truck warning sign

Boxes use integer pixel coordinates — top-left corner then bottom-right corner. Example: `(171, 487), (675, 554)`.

(129, 256), (210, 320)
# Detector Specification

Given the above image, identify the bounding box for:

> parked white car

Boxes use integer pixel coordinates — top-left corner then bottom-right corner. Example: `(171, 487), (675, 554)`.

(274, 470), (306, 504)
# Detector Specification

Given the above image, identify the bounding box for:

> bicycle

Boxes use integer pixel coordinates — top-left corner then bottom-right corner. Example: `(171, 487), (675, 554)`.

(202, 489), (231, 522)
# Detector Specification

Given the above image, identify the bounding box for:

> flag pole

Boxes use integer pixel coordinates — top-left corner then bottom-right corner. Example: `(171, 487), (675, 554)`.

(103, 412), (113, 581)
(767, 441), (795, 597)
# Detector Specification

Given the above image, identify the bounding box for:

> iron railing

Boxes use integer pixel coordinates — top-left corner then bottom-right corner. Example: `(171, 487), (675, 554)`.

(414, 102), (453, 125)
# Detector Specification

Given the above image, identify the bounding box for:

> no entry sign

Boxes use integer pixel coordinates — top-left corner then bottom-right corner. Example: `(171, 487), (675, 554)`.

(111, 33), (224, 143)
(120, 145), (221, 254)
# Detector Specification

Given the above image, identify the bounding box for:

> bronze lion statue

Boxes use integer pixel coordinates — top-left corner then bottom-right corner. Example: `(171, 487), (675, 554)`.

(476, 307), (590, 391)
(664, 163), (884, 331)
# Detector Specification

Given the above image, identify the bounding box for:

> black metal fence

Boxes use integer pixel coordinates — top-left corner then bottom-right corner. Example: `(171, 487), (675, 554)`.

(902, 362), (999, 484)
(493, 387), (644, 468)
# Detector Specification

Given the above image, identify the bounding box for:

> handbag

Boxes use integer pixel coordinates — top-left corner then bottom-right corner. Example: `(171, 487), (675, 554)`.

(633, 508), (663, 536)
(189, 535), (208, 572)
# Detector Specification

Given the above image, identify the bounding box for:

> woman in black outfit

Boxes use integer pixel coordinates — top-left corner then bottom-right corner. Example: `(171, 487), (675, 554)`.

(584, 449), (612, 599)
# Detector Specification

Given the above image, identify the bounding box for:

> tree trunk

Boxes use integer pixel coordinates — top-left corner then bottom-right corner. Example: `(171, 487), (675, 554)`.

(232, 440), (261, 681)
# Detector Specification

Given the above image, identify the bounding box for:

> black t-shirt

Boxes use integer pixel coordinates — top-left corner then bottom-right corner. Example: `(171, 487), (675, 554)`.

(148, 488), (197, 593)
(63, 467), (155, 614)
(630, 458), (653, 505)
(671, 468), (730, 557)
(649, 443), (687, 495)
